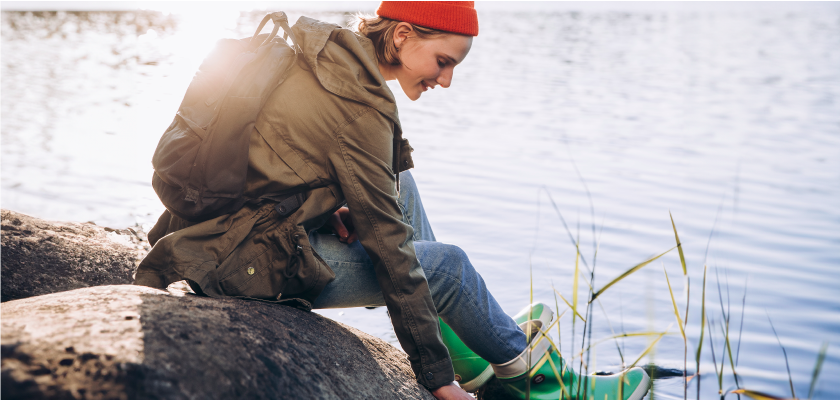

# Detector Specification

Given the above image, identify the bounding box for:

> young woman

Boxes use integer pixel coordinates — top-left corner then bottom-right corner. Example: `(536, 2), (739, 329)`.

(137, 2), (650, 399)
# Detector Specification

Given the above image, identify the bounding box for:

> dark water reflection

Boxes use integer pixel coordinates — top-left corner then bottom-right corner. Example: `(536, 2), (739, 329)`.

(2, 6), (839, 400)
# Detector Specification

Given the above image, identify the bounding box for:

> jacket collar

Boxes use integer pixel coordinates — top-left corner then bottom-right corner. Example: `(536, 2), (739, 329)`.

(291, 16), (402, 132)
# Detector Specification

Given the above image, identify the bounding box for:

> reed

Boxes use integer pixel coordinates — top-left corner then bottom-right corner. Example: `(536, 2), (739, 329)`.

(715, 268), (741, 391)
(571, 248), (580, 371)
(670, 212), (688, 276)
(706, 317), (724, 396)
(665, 266), (688, 397)
(730, 389), (795, 400)
(553, 288), (586, 323)
(669, 212), (690, 399)
(808, 342), (828, 400)
(524, 190), (831, 400)
(627, 326), (671, 369)
(735, 279), (748, 366)
(767, 314), (795, 399)
(526, 259), (534, 399)
(696, 264), (708, 397)
(720, 318), (827, 400)
(590, 245), (676, 302)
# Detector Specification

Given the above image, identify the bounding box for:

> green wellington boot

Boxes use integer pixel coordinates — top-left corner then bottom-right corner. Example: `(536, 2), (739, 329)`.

(439, 303), (554, 392)
(492, 336), (651, 400)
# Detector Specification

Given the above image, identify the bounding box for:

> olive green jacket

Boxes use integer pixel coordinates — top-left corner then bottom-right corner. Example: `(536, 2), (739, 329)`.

(134, 16), (454, 389)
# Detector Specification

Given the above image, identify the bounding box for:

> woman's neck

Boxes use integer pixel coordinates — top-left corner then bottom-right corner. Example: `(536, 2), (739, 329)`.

(378, 62), (396, 82)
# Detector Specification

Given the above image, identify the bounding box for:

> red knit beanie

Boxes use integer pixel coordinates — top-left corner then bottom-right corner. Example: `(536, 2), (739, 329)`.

(376, 1), (479, 36)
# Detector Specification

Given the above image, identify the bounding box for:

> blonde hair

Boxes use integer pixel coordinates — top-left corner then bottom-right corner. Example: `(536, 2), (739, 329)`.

(354, 15), (447, 65)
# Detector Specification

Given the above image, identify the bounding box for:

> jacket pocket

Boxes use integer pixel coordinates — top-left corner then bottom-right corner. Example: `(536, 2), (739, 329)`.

(218, 240), (273, 295)
(216, 206), (287, 299)
(263, 224), (329, 299)
(216, 214), (331, 301)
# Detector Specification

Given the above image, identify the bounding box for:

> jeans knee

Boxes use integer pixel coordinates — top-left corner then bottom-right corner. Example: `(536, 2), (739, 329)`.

(438, 243), (474, 279)
(418, 242), (478, 285)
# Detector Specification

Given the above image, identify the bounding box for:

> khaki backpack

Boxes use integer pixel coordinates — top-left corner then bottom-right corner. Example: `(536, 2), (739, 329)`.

(151, 12), (304, 222)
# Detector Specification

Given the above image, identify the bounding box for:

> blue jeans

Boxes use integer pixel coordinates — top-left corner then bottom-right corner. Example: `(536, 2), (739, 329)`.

(310, 171), (527, 364)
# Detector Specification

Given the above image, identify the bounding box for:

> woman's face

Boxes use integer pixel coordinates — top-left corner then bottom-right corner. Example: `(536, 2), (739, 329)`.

(389, 23), (473, 101)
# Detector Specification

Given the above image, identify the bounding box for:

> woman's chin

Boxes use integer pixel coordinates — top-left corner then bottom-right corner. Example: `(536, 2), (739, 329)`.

(406, 90), (422, 101)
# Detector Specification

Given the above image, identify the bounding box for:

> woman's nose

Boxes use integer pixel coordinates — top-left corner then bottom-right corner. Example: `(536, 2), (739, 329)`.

(436, 68), (453, 88)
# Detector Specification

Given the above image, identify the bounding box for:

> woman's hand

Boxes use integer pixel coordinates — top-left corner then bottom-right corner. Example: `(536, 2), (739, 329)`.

(430, 382), (473, 400)
(327, 207), (357, 244)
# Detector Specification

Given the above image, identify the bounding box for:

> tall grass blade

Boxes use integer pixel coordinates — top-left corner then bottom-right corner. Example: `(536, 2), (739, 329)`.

(730, 389), (793, 400)
(575, 331), (675, 359)
(590, 245), (677, 302)
(715, 267), (729, 325)
(664, 266), (689, 400)
(696, 265), (708, 400)
(808, 341), (829, 400)
(719, 321), (740, 388)
(619, 293), (626, 365)
(544, 189), (590, 270)
(725, 269), (732, 326)
(664, 267), (686, 341)
(553, 287), (586, 322)
(684, 275), (691, 327)
(565, 150), (597, 262)
(529, 258), (534, 335)
(704, 194), (726, 265)
(554, 287), (561, 349)
(535, 311), (566, 346)
(573, 249), (580, 325)
(767, 313), (796, 399)
(627, 324), (672, 369)
(707, 317), (723, 392)
(527, 258), (533, 399)
(545, 348), (572, 400)
(714, 265), (739, 392)
(594, 297), (625, 366)
(696, 265), (708, 375)
(669, 211), (687, 275)
(570, 245), (579, 396)
(581, 220), (603, 400)
(736, 277), (748, 366)
(684, 276), (690, 400)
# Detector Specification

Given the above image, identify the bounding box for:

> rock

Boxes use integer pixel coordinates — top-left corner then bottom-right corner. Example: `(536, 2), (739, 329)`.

(1, 209), (150, 302)
(1, 285), (436, 400)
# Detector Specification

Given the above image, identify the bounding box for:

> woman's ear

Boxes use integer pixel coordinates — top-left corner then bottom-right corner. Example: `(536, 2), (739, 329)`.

(392, 22), (415, 50)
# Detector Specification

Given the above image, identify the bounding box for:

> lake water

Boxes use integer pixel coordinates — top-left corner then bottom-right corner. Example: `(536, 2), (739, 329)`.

(2, 3), (838, 399)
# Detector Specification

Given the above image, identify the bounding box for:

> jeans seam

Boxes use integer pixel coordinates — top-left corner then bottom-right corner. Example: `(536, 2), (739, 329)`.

(426, 269), (523, 359)
(397, 199), (419, 241)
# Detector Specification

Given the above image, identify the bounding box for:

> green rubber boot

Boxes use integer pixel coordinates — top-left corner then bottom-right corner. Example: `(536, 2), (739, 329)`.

(439, 318), (495, 391)
(439, 303), (555, 392)
(494, 342), (651, 400)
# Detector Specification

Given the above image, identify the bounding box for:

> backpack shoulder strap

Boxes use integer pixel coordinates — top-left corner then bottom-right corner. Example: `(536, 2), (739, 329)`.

(251, 12), (300, 53)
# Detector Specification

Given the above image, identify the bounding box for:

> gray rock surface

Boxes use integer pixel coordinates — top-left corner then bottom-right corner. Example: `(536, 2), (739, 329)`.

(1, 209), (150, 302)
(0, 210), (510, 398)
(1, 285), (436, 400)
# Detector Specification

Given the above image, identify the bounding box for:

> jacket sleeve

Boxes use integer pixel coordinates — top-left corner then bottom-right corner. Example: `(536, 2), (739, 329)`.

(328, 108), (454, 389)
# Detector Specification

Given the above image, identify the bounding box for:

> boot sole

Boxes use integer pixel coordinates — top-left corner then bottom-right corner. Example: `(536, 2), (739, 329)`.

(627, 371), (652, 400)
(458, 364), (495, 392)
